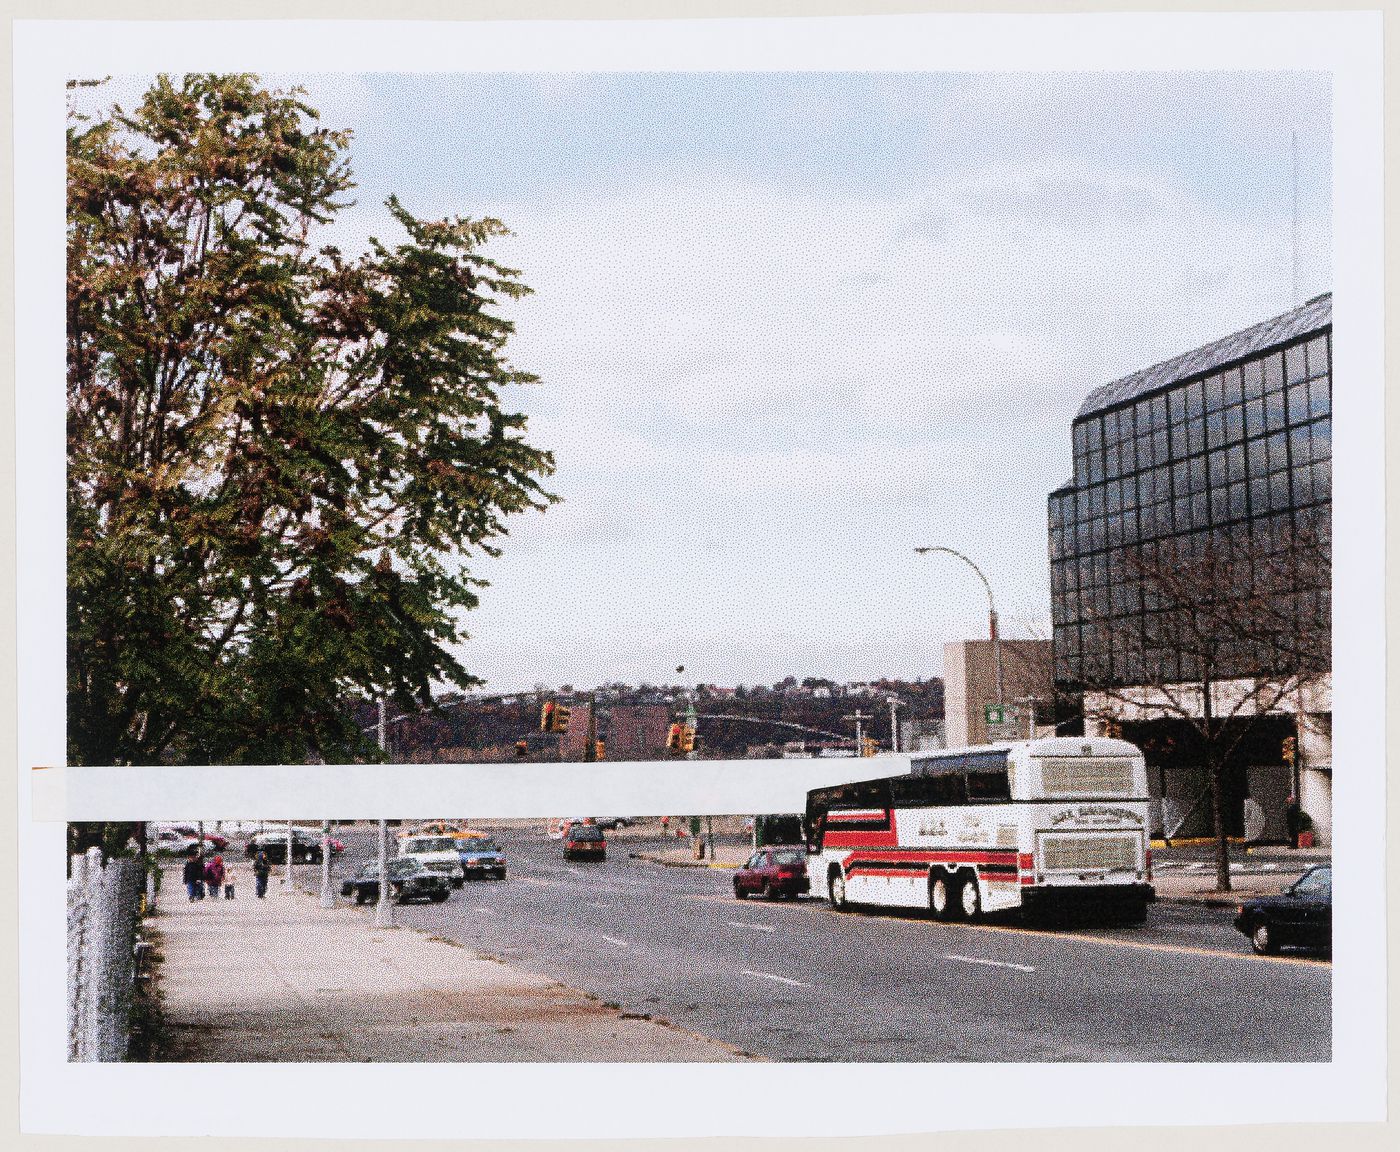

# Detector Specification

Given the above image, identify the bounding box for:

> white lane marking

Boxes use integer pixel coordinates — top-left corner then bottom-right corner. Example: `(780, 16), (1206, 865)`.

(944, 953), (1036, 973)
(566, 867), (583, 876)
(589, 901), (608, 909)
(472, 906), (494, 914)
(598, 934), (631, 948)
(741, 969), (809, 988)
(728, 921), (776, 933)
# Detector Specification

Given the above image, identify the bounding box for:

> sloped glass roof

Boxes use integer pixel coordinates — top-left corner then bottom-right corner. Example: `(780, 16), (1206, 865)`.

(1075, 293), (1332, 420)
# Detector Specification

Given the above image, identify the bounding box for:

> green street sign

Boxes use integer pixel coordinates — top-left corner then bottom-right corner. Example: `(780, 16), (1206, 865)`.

(984, 704), (1007, 725)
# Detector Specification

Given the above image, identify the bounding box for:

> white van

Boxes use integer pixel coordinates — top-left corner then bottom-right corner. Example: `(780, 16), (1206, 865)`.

(396, 834), (465, 888)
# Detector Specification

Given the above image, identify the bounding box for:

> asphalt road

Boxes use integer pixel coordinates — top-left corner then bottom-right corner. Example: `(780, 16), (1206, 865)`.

(301, 825), (1330, 1062)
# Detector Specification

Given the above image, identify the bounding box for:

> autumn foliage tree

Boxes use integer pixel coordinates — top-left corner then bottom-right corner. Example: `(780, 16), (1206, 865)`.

(67, 75), (556, 766)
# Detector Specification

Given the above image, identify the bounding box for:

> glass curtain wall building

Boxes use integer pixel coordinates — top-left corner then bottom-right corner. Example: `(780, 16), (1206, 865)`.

(1048, 294), (1332, 840)
(1050, 294), (1331, 687)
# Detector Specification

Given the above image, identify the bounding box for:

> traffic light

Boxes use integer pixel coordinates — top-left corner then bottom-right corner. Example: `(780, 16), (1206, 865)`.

(861, 737), (878, 757)
(595, 740), (605, 760)
(1282, 735), (1297, 764)
(540, 701), (571, 733)
(680, 726), (696, 753)
(666, 723), (683, 752)
(515, 739), (529, 757)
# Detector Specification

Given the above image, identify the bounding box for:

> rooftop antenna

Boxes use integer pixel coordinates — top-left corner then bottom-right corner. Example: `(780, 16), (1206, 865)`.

(1291, 129), (1300, 307)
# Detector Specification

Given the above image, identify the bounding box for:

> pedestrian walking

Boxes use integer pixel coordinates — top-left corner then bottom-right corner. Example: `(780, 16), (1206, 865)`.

(182, 849), (204, 901)
(205, 855), (226, 900)
(253, 851), (272, 899)
(223, 866), (236, 900)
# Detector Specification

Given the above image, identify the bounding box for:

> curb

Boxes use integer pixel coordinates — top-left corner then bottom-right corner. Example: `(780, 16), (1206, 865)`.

(629, 851), (740, 871)
(1155, 893), (1244, 909)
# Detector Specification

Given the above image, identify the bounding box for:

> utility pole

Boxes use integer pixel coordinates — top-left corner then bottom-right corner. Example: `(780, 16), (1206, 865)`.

(585, 694), (598, 763)
(375, 697), (392, 929)
(844, 709), (872, 756)
(1015, 695), (1039, 740)
(887, 697), (900, 753)
(684, 698), (698, 761)
(284, 820), (293, 888)
(1291, 129), (1300, 307)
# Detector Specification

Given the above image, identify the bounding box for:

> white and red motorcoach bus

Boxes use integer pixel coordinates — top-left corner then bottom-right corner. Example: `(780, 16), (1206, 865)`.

(805, 737), (1155, 923)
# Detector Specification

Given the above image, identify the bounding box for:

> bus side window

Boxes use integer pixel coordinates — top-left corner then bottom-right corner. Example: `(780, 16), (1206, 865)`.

(966, 771), (1012, 801)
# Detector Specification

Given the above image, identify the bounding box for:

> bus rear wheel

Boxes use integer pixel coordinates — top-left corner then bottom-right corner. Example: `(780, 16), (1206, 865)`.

(956, 874), (981, 920)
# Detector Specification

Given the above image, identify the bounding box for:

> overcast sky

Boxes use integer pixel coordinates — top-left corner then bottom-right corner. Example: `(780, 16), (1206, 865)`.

(91, 71), (1332, 692)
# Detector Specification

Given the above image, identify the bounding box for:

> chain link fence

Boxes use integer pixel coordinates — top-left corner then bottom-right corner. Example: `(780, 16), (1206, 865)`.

(67, 846), (144, 1062)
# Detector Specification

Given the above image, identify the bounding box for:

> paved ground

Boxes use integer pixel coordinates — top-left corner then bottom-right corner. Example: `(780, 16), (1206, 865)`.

(289, 822), (1330, 1063)
(154, 859), (750, 1061)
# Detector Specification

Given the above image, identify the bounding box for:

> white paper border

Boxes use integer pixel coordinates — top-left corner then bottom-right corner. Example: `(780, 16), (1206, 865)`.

(16, 12), (1386, 1139)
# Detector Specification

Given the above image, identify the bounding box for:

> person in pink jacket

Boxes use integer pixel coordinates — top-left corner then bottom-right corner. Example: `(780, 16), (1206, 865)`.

(204, 855), (226, 900)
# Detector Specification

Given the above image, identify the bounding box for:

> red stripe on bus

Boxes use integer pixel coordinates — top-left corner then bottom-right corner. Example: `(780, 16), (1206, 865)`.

(843, 849), (1017, 866)
(824, 830), (899, 847)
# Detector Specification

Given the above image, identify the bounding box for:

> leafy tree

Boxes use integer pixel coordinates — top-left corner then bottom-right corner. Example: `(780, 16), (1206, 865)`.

(67, 75), (556, 766)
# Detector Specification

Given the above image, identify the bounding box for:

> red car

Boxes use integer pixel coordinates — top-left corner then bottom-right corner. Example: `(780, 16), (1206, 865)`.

(734, 846), (810, 900)
(563, 823), (607, 861)
(169, 825), (229, 850)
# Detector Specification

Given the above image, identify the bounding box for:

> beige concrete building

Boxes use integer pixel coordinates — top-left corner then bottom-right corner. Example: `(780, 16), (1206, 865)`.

(942, 639), (1054, 747)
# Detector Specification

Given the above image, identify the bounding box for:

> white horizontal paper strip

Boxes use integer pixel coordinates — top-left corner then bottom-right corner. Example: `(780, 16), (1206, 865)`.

(58, 757), (911, 822)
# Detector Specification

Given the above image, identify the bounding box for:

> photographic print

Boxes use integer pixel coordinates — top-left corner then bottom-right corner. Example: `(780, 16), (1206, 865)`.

(17, 10), (1385, 1142)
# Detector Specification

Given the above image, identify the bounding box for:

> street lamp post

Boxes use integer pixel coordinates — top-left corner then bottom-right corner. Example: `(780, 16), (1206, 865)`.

(374, 697), (393, 929)
(914, 545), (1004, 708)
(320, 819), (334, 909)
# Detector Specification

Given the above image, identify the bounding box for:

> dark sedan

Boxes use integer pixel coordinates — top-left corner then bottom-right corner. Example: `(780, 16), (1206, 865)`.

(456, 835), (507, 880)
(563, 823), (606, 861)
(340, 858), (451, 905)
(1234, 864), (1331, 955)
(246, 829), (345, 865)
(734, 846), (810, 900)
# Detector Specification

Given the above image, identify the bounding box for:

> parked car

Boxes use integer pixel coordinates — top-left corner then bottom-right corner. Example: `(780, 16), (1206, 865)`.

(734, 846), (811, 900)
(455, 832), (507, 880)
(340, 858), (451, 905)
(1234, 864), (1331, 955)
(158, 824), (230, 851)
(150, 829), (218, 856)
(563, 823), (607, 861)
(245, 828), (342, 864)
(592, 817), (632, 830)
(397, 834), (468, 888)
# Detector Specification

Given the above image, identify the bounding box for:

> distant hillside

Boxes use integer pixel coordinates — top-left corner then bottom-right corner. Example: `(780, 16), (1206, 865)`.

(352, 677), (944, 762)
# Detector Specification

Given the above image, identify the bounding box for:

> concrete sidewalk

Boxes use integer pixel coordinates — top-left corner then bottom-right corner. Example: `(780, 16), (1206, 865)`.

(628, 843), (1323, 908)
(153, 861), (750, 1062)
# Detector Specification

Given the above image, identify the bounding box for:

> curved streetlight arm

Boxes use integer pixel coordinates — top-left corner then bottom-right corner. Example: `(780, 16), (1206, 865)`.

(915, 545), (1004, 708)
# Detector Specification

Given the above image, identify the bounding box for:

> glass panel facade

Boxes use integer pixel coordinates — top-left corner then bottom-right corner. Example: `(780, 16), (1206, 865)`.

(1050, 327), (1331, 687)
